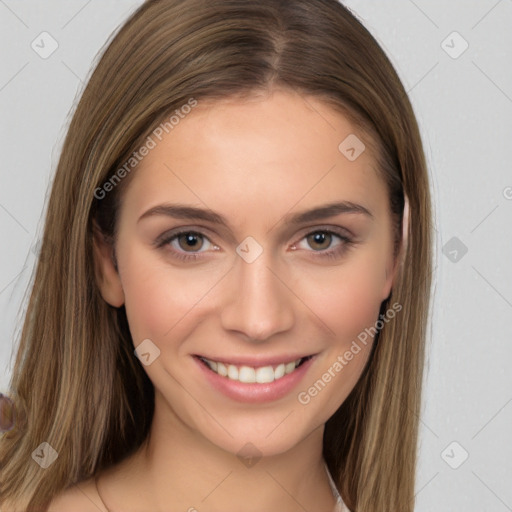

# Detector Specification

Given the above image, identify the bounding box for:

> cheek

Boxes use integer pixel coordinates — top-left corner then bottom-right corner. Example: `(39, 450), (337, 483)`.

(297, 256), (387, 344)
(294, 264), (385, 419)
(117, 246), (220, 345)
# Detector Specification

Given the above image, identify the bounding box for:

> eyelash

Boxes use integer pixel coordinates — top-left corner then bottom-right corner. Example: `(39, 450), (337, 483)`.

(155, 228), (355, 262)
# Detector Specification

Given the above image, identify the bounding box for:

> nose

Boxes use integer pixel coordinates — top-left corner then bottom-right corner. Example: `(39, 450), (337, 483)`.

(220, 249), (295, 342)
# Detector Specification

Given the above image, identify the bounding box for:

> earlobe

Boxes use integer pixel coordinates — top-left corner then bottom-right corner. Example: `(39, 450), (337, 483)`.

(382, 264), (396, 301)
(92, 225), (125, 307)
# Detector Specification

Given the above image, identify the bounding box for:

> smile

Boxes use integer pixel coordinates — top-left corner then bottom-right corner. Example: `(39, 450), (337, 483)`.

(197, 356), (313, 384)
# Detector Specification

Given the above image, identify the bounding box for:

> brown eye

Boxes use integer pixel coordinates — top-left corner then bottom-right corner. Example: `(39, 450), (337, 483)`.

(156, 229), (219, 261)
(306, 231), (333, 251)
(177, 233), (204, 252)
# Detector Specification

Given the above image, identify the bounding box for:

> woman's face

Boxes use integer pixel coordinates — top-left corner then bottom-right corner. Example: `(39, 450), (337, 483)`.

(95, 89), (399, 457)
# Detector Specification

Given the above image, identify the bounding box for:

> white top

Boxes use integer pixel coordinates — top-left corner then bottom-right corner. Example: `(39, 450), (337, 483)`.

(325, 463), (350, 512)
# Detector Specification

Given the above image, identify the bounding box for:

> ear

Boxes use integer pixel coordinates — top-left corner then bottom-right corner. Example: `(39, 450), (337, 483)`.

(382, 193), (410, 300)
(92, 223), (125, 307)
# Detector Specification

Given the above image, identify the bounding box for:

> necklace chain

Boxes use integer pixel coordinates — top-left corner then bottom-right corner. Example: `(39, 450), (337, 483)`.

(93, 464), (341, 511)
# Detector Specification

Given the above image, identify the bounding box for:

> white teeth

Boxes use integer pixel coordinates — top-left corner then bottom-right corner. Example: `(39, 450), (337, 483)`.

(285, 361), (296, 374)
(239, 366), (256, 383)
(227, 365), (239, 380)
(201, 356), (308, 383)
(274, 363), (285, 379)
(255, 366), (274, 383)
(217, 362), (228, 376)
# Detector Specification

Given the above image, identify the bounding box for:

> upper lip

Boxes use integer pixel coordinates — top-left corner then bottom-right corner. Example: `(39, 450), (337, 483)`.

(194, 353), (315, 368)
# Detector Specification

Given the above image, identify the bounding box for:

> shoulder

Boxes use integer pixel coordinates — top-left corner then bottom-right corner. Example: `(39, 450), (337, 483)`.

(47, 477), (107, 512)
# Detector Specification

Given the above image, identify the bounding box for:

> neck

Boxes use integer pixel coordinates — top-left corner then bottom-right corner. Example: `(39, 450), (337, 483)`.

(99, 391), (338, 512)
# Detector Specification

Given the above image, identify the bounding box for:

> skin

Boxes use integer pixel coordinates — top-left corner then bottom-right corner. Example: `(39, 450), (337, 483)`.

(51, 88), (400, 512)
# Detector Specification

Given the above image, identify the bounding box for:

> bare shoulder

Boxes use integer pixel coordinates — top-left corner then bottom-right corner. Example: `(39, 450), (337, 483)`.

(47, 477), (107, 512)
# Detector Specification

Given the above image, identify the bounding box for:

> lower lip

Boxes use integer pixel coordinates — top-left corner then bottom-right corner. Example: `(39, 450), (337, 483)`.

(193, 356), (316, 403)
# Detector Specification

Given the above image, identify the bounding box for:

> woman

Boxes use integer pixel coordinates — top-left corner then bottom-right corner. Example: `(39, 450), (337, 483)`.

(0, 0), (433, 510)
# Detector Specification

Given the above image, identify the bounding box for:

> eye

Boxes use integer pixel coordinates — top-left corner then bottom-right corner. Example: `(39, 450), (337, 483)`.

(155, 227), (354, 262)
(174, 232), (208, 252)
(156, 230), (219, 261)
(292, 229), (354, 259)
(305, 232), (335, 250)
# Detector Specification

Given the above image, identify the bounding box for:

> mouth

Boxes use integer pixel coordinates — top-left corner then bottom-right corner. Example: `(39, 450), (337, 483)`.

(195, 355), (315, 384)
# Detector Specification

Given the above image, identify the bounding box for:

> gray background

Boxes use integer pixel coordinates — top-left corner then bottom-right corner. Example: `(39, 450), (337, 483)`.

(1, 1), (511, 510)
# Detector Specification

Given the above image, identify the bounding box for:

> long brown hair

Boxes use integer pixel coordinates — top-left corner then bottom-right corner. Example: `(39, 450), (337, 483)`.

(0, 1), (433, 510)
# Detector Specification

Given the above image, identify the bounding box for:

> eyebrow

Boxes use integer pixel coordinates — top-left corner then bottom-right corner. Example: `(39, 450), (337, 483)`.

(137, 201), (373, 227)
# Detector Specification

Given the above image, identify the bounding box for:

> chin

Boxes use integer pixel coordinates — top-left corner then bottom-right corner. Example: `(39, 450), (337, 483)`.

(191, 404), (326, 460)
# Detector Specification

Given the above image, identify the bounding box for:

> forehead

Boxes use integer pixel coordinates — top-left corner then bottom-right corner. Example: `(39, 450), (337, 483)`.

(120, 89), (387, 224)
